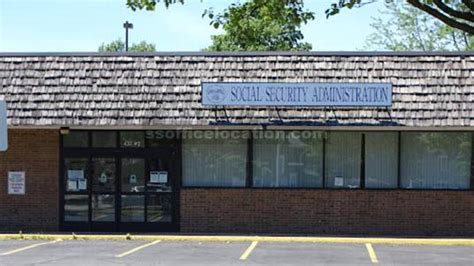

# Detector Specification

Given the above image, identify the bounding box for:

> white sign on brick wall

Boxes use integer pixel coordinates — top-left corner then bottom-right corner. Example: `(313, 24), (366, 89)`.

(8, 171), (25, 195)
(0, 100), (7, 151)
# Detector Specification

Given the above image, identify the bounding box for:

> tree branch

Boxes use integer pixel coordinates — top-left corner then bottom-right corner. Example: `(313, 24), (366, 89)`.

(432, 0), (473, 22)
(407, 0), (474, 34)
(461, 0), (474, 11)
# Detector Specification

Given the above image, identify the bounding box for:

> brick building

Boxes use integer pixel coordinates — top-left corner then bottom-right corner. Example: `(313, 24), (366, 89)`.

(0, 52), (473, 236)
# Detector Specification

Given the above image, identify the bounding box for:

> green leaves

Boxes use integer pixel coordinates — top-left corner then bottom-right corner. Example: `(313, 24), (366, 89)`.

(126, 0), (185, 11)
(327, 0), (474, 34)
(98, 39), (156, 52)
(364, 1), (472, 51)
(205, 0), (315, 51)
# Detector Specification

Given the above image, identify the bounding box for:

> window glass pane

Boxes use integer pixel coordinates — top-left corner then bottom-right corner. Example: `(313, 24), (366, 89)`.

(92, 131), (117, 148)
(365, 132), (398, 188)
(253, 131), (323, 187)
(91, 158), (116, 192)
(121, 195), (144, 222)
(64, 195), (89, 222)
(147, 194), (172, 223)
(64, 158), (88, 192)
(401, 132), (471, 189)
(182, 131), (247, 187)
(63, 131), (89, 147)
(121, 158), (145, 192)
(120, 131), (145, 148)
(145, 130), (178, 149)
(325, 132), (362, 188)
(92, 194), (115, 222)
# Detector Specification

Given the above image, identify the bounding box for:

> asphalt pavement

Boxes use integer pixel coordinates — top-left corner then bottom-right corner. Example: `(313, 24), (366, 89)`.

(0, 239), (473, 265)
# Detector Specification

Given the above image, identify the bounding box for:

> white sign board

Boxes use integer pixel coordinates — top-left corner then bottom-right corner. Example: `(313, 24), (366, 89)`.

(0, 100), (7, 151)
(8, 171), (25, 195)
(202, 82), (393, 107)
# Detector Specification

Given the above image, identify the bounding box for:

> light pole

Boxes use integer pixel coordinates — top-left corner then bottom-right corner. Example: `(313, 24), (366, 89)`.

(123, 21), (133, 52)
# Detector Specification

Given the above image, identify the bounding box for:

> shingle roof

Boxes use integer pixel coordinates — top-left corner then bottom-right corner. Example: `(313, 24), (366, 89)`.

(0, 52), (472, 127)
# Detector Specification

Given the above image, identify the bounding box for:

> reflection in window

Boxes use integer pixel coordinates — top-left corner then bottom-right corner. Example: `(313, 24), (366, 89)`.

(91, 158), (116, 192)
(147, 194), (172, 222)
(325, 132), (362, 188)
(92, 131), (117, 148)
(253, 131), (323, 187)
(92, 194), (115, 222)
(121, 158), (145, 192)
(365, 132), (398, 188)
(401, 132), (471, 189)
(64, 195), (89, 222)
(182, 131), (248, 187)
(121, 195), (144, 222)
(63, 131), (89, 147)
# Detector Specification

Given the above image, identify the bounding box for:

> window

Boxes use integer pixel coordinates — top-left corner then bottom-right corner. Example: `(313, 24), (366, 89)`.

(91, 157), (116, 192)
(64, 158), (88, 192)
(400, 132), (472, 189)
(63, 131), (89, 147)
(121, 195), (145, 222)
(145, 130), (178, 149)
(92, 131), (117, 147)
(182, 131), (248, 187)
(121, 158), (145, 192)
(120, 131), (145, 148)
(64, 195), (89, 222)
(147, 194), (172, 222)
(253, 131), (323, 187)
(325, 132), (362, 188)
(365, 132), (398, 188)
(91, 194), (115, 222)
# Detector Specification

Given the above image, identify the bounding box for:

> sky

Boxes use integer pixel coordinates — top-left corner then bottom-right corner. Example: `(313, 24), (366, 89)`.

(0, 0), (388, 52)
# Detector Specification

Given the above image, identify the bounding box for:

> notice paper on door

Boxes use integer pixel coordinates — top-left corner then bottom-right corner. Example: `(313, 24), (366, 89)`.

(334, 176), (344, 187)
(78, 179), (87, 190)
(68, 180), (77, 191)
(67, 170), (84, 181)
(150, 171), (168, 183)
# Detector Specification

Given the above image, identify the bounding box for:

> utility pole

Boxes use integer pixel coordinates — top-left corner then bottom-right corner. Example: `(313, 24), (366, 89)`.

(123, 21), (133, 52)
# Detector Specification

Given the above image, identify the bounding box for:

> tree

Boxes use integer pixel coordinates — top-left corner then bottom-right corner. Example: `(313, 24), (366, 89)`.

(126, 0), (473, 34)
(98, 39), (156, 52)
(204, 0), (314, 51)
(365, 1), (473, 51)
(127, 0), (314, 51)
(326, 0), (474, 34)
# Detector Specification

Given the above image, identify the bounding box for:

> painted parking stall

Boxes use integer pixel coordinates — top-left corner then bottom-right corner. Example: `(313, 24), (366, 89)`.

(0, 236), (473, 265)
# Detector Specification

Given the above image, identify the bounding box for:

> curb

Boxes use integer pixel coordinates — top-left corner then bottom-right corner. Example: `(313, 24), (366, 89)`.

(0, 234), (473, 246)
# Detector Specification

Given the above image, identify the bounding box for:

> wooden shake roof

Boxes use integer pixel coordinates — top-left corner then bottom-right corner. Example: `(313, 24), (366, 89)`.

(0, 52), (472, 128)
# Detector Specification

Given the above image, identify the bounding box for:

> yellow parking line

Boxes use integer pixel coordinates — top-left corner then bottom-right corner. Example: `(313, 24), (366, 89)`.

(365, 243), (378, 264)
(0, 240), (61, 256)
(115, 240), (161, 258)
(240, 241), (258, 260)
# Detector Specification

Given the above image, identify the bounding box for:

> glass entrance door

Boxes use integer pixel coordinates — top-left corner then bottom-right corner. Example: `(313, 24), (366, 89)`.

(90, 157), (117, 231)
(61, 130), (179, 232)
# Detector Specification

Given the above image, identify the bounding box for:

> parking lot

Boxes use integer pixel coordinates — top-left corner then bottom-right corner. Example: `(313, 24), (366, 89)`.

(0, 238), (473, 265)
